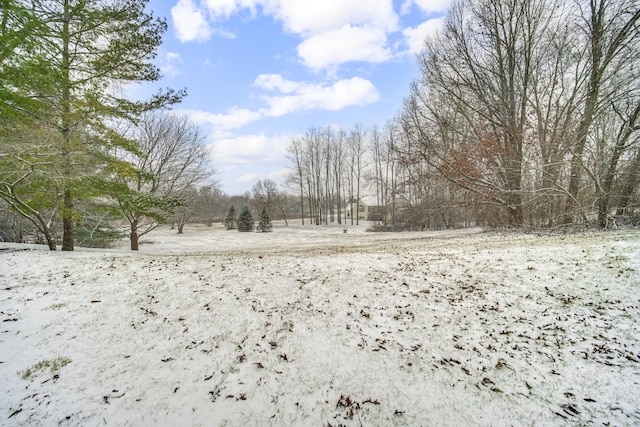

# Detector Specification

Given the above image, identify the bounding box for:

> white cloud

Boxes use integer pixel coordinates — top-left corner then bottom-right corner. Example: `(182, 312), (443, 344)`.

(270, 0), (398, 35)
(253, 74), (300, 94)
(171, 0), (212, 42)
(239, 172), (261, 183)
(159, 51), (183, 78)
(166, 52), (182, 61)
(400, 0), (413, 15)
(176, 75), (378, 138)
(411, 0), (454, 14)
(220, 164), (238, 173)
(266, 168), (292, 182)
(214, 28), (237, 39)
(171, 0), (453, 69)
(403, 17), (446, 54)
(208, 133), (291, 165)
(297, 25), (391, 70)
(256, 75), (380, 116)
(206, 132), (294, 194)
(272, 0), (398, 70)
(187, 0), (399, 71)
(238, 168), (291, 189)
(203, 0), (260, 18)
(179, 108), (263, 138)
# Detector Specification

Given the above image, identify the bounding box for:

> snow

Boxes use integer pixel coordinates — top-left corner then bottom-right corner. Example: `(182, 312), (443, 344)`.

(1, 222), (640, 426)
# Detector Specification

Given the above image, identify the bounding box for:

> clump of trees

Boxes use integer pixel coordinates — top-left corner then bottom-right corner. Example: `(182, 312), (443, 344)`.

(286, 125), (368, 226)
(251, 179), (289, 226)
(0, 0), (218, 249)
(399, 0), (640, 228)
(285, 0), (640, 230)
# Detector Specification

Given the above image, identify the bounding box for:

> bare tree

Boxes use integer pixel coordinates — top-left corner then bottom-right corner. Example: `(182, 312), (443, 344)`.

(286, 137), (306, 225)
(252, 179), (289, 225)
(113, 112), (216, 250)
(0, 165), (59, 249)
(564, 0), (640, 223)
(172, 186), (198, 234)
(286, 125), (372, 226)
(591, 89), (640, 227)
(398, 0), (639, 228)
(347, 124), (367, 225)
(332, 128), (348, 224)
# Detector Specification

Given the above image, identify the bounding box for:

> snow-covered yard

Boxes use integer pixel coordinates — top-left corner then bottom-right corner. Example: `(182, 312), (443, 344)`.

(1, 223), (639, 426)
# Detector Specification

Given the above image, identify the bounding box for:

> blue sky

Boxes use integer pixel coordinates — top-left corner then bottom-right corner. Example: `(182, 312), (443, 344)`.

(144, 0), (451, 195)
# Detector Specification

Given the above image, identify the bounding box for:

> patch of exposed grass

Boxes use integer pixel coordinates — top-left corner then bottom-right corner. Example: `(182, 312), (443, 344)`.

(44, 303), (67, 310)
(20, 357), (71, 380)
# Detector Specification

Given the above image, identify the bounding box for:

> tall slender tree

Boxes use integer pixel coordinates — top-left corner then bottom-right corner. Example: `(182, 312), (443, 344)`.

(348, 124), (367, 225)
(286, 137), (306, 225)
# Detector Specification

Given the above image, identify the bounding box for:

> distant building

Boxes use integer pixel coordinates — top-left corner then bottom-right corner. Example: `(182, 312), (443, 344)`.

(345, 197), (386, 221)
(345, 199), (367, 220)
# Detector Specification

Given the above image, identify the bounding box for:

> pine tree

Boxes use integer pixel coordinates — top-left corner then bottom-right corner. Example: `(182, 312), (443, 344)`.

(224, 205), (236, 230)
(3, 0), (184, 251)
(257, 207), (272, 232)
(237, 206), (254, 232)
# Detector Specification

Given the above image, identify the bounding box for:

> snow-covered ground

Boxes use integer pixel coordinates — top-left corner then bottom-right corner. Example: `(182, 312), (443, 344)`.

(1, 222), (639, 426)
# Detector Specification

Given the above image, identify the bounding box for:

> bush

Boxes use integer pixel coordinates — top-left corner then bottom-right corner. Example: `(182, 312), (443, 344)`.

(366, 223), (408, 232)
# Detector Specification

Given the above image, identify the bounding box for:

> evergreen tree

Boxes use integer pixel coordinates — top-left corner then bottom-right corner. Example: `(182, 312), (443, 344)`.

(2, 0), (184, 251)
(224, 205), (236, 230)
(237, 206), (254, 232)
(257, 207), (273, 232)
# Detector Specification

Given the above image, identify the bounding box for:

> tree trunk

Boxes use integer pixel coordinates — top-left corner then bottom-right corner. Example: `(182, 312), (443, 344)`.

(61, 0), (74, 251)
(130, 219), (139, 251)
(507, 153), (524, 227)
(62, 189), (74, 251)
(47, 239), (56, 251)
(616, 151), (640, 216)
(43, 226), (57, 251)
(2, 190), (58, 251)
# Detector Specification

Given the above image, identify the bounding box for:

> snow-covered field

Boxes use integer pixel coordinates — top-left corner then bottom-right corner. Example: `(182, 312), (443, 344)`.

(1, 222), (639, 426)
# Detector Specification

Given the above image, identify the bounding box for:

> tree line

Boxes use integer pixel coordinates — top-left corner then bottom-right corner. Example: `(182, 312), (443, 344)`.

(286, 125), (368, 226)
(401, 0), (639, 228)
(287, 0), (639, 230)
(284, 121), (464, 230)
